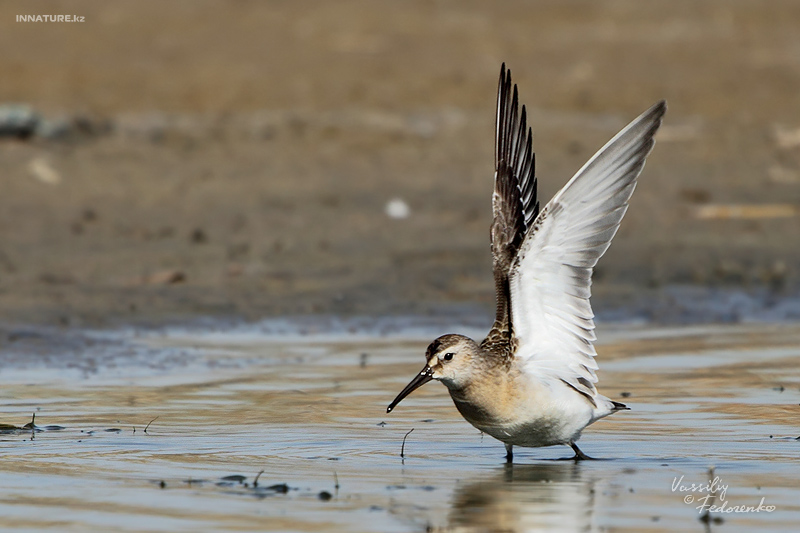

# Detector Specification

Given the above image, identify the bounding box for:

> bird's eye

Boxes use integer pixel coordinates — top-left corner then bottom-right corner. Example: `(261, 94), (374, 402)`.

(443, 353), (454, 361)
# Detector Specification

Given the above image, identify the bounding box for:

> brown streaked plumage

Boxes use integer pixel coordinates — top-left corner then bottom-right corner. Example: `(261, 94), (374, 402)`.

(387, 63), (666, 462)
(485, 64), (538, 356)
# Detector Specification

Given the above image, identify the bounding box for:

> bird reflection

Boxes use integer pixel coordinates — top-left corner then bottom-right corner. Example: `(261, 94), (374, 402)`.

(447, 462), (599, 532)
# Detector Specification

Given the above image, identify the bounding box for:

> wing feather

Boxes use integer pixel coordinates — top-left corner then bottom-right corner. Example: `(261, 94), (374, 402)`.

(509, 101), (666, 396)
(485, 64), (539, 346)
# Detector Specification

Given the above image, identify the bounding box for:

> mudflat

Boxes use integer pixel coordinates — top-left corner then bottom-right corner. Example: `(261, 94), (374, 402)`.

(1, 321), (799, 531)
(0, 1), (798, 327)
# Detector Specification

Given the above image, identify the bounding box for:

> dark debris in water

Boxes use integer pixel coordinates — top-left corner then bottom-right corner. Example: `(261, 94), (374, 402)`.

(144, 416), (158, 433)
(217, 479), (295, 499)
(154, 472), (341, 502)
(215, 474), (293, 497)
(0, 413), (65, 434)
(266, 483), (290, 494)
(220, 474), (247, 483)
(400, 428), (414, 458)
(699, 513), (725, 526)
(0, 412), (146, 437)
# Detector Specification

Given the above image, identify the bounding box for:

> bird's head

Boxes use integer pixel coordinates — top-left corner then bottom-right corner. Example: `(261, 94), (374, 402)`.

(386, 334), (480, 413)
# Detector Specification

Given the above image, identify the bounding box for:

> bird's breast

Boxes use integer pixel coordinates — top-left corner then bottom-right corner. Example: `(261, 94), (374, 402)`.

(451, 394), (496, 428)
(446, 371), (591, 447)
(446, 373), (522, 431)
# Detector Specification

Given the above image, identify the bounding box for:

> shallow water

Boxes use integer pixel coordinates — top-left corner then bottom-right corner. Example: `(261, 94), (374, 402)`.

(1, 321), (799, 532)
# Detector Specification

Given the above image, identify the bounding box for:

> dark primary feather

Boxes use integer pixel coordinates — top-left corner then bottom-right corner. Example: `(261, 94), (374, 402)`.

(484, 64), (538, 351)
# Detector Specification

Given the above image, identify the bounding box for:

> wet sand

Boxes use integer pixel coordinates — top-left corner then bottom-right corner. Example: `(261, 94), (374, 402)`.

(1, 321), (799, 531)
(0, 1), (799, 326)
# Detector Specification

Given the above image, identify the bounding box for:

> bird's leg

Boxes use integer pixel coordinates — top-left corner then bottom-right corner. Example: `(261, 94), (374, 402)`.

(569, 441), (595, 461)
(505, 443), (514, 463)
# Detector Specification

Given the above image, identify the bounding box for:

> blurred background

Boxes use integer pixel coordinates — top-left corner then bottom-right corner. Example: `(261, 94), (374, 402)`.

(0, 0), (799, 327)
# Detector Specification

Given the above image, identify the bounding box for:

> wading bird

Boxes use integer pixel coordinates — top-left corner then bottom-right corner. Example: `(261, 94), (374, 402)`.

(387, 64), (665, 462)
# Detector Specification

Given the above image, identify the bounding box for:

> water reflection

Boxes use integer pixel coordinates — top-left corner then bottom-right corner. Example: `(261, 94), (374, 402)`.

(447, 463), (599, 532)
(1, 323), (799, 531)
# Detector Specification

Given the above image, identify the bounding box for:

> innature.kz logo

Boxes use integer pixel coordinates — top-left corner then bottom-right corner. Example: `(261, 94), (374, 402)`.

(17, 15), (85, 22)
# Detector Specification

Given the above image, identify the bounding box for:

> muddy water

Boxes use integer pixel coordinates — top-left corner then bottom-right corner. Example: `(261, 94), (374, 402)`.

(1, 322), (799, 532)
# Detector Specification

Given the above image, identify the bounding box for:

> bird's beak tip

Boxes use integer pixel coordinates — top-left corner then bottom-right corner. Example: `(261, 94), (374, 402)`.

(387, 365), (434, 414)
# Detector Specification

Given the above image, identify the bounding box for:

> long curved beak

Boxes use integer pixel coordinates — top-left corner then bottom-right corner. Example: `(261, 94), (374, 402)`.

(387, 365), (434, 413)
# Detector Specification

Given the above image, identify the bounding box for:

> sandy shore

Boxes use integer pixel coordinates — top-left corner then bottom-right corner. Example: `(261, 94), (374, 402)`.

(0, 1), (798, 327)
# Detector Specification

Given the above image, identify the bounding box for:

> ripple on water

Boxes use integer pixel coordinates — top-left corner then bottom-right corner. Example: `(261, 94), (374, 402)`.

(0, 321), (799, 531)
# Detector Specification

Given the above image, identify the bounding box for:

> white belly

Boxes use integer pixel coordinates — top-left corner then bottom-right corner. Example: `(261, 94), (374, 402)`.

(450, 378), (596, 448)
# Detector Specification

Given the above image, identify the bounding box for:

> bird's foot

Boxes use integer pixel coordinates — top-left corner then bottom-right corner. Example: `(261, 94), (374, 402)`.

(567, 441), (595, 461)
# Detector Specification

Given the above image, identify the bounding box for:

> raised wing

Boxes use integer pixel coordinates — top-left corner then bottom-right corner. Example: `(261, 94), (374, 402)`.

(485, 64), (538, 347)
(509, 101), (666, 400)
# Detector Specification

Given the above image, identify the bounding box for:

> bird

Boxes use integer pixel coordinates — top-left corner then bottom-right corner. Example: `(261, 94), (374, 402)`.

(387, 64), (666, 462)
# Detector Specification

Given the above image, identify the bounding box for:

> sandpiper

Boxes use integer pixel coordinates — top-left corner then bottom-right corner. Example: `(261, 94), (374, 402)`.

(387, 64), (665, 462)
